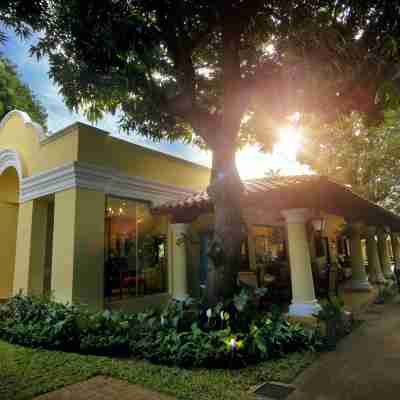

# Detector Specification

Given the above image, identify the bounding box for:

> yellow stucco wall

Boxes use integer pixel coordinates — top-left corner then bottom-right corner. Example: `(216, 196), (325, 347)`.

(0, 202), (18, 299)
(77, 124), (210, 191)
(13, 201), (34, 294)
(0, 111), (210, 188)
(51, 189), (75, 303)
(0, 168), (19, 203)
(0, 167), (19, 299)
(37, 131), (79, 175)
(12, 198), (50, 296)
(28, 198), (50, 296)
(73, 188), (105, 309)
(52, 188), (105, 310)
(0, 115), (79, 177)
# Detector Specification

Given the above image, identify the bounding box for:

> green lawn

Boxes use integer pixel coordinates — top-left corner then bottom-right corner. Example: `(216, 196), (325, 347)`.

(0, 340), (317, 400)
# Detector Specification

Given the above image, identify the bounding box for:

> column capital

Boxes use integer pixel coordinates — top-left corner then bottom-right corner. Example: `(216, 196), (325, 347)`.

(377, 226), (390, 235)
(347, 220), (363, 230)
(170, 223), (189, 235)
(281, 208), (310, 224)
(365, 226), (377, 237)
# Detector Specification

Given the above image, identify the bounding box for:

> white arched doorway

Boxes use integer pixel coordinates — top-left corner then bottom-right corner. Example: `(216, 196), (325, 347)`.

(0, 149), (21, 300)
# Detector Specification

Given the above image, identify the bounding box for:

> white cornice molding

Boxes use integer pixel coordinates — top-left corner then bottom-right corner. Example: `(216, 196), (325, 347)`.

(21, 163), (76, 202)
(21, 161), (196, 205)
(0, 149), (23, 180)
(0, 110), (47, 142)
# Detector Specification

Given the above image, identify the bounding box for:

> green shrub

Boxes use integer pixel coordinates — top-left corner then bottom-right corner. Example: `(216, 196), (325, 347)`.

(313, 297), (345, 322)
(0, 291), (320, 369)
(0, 295), (81, 350)
(381, 283), (397, 301)
(249, 305), (318, 359)
(313, 296), (352, 350)
(78, 310), (139, 356)
(131, 321), (250, 368)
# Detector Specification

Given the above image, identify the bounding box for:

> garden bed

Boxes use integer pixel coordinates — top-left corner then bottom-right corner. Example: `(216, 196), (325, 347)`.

(0, 293), (321, 369)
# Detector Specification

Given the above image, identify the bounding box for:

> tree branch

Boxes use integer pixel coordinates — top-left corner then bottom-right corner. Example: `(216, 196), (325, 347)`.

(161, 91), (220, 147)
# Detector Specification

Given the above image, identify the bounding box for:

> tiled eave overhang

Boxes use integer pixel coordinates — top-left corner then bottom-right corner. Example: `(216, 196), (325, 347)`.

(152, 175), (400, 231)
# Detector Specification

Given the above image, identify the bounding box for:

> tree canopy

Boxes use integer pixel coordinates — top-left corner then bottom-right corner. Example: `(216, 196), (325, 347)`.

(2, 1), (400, 150)
(0, 56), (47, 127)
(0, 1), (48, 44)
(299, 109), (400, 213)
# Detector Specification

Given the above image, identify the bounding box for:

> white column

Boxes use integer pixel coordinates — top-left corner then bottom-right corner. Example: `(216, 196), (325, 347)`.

(170, 223), (189, 300)
(347, 221), (372, 291)
(365, 226), (385, 284)
(13, 198), (49, 296)
(390, 232), (400, 269)
(377, 227), (392, 278)
(282, 208), (319, 317)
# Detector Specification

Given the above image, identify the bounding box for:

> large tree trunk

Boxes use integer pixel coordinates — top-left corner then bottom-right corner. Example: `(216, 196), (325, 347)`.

(204, 6), (247, 303)
(206, 142), (246, 303)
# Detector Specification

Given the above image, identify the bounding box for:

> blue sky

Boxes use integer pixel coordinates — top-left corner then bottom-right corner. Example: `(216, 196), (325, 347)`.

(1, 29), (310, 178)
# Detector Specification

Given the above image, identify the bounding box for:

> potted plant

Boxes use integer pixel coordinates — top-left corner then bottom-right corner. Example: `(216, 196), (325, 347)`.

(313, 296), (345, 350)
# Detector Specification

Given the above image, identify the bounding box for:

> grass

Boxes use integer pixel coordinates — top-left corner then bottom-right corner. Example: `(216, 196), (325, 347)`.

(0, 340), (318, 400)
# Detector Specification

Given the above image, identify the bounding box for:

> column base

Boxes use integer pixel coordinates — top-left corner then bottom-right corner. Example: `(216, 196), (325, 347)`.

(344, 279), (372, 291)
(383, 264), (394, 278)
(288, 300), (321, 317)
(369, 275), (386, 285)
(370, 274), (386, 284)
(172, 294), (189, 302)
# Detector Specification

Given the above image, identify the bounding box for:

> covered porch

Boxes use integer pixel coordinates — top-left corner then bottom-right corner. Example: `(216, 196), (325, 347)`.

(154, 175), (400, 316)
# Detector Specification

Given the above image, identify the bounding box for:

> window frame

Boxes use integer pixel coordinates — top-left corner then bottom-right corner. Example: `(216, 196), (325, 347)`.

(104, 195), (169, 300)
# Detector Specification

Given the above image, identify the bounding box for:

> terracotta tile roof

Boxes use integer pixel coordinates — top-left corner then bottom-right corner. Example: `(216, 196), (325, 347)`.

(152, 175), (322, 213)
(152, 174), (400, 230)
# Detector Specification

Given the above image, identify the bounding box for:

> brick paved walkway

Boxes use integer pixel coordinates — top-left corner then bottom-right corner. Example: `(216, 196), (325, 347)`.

(34, 376), (175, 400)
(288, 299), (400, 400)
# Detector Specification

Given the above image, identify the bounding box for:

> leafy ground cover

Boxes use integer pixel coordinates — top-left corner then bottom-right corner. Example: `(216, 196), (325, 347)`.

(0, 294), (320, 368)
(0, 339), (317, 400)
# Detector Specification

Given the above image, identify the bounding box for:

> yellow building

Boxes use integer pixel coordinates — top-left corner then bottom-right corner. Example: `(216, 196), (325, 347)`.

(0, 110), (209, 311)
(1, 110), (400, 315)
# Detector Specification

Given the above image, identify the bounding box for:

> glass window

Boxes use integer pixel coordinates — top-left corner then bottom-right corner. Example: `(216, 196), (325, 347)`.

(104, 196), (168, 300)
(254, 226), (287, 263)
